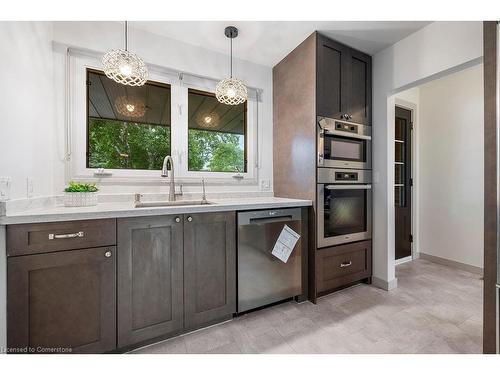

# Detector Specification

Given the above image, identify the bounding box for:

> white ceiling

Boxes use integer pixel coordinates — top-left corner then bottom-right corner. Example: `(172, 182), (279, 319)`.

(133, 21), (431, 67)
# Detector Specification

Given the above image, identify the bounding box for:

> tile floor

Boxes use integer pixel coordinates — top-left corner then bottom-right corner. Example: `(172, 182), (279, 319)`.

(131, 259), (483, 354)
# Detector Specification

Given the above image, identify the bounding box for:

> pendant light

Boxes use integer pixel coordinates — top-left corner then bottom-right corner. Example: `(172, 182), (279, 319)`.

(215, 26), (248, 106)
(102, 21), (148, 87)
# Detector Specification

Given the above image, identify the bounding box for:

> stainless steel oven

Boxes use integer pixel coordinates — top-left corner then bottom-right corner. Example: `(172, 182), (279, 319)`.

(317, 168), (372, 248)
(317, 116), (372, 170)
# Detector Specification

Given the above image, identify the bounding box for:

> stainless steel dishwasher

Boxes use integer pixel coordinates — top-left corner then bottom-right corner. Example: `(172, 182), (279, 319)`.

(237, 208), (302, 313)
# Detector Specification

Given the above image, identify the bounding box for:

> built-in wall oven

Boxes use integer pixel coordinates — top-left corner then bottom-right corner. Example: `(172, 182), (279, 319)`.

(317, 117), (372, 170)
(317, 168), (372, 248)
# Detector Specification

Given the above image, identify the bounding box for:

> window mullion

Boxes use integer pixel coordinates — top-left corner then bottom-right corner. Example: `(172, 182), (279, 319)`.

(170, 85), (189, 179)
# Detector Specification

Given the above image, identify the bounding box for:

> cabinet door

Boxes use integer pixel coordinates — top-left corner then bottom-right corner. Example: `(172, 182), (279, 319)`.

(117, 216), (184, 348)
(184, 212), (236, 328)
(7, 246), (116, 353)
(346, 49), (372, 126)
(316, 34), (350, 120)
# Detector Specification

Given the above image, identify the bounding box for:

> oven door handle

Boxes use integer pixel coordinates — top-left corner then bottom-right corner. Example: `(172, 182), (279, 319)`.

(325, 184), (372, 190)
(323, 129), (372, 141)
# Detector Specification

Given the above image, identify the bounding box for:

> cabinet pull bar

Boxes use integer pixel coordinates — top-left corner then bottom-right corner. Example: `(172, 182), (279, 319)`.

(340, 261), (352, 268)
(48, 231), (85, 240)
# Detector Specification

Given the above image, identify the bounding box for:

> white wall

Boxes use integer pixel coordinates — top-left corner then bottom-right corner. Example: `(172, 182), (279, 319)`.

(0, 22), (55, 200)
(372, 21), (483, 289)
(50, 22), (273, 196)
(0, 21), (274, 199)
(418, 64), (484, 268)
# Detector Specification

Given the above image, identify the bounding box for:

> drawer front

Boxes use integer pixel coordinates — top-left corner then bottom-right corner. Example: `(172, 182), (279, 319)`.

(316, 240), (371, 294)
(7, 219), (116, 257)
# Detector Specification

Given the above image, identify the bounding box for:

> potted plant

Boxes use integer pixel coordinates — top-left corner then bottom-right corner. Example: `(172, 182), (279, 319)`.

(63, 181), (99, 207)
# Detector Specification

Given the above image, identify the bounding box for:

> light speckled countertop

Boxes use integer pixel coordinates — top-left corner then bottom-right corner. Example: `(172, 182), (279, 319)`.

(0, 196), (312, 225)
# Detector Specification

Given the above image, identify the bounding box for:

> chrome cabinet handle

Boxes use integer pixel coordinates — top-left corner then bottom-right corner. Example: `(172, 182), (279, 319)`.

(104, 251), (112, 258)
(340, 261), (352, 268)
(187, 216), (193, 222)
(175, 217), (181, 223)
(48, 231), (84, 240)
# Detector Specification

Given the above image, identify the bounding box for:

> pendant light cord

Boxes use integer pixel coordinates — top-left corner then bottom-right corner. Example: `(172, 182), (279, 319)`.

(125, 21), (128, 51)
(230, 36), (233, 78)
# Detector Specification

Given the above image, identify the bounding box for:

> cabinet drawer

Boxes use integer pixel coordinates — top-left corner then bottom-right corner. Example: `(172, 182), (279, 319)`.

(316, 240), (371, 294)
(7, 219), (116, 257)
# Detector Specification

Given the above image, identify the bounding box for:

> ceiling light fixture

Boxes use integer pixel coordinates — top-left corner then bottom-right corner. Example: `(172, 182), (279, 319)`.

(195, 111), (220, 128)
(102, 21), (148, 87)
(115, 96), (146, 118)
(215, 26), (247, 106)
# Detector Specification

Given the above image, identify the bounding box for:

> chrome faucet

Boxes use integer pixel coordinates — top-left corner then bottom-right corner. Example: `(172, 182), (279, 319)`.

(161, 155), (176, 201)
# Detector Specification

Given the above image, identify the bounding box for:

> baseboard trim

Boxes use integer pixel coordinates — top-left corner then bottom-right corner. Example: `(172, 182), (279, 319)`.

(419, 252), (484, 276)
(372, 276), (398, 291)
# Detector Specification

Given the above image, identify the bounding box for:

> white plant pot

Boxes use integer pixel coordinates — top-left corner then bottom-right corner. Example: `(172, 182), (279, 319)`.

(63, 192), (98, 207)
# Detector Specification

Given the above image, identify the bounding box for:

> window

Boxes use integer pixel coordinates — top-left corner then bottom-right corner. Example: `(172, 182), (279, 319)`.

(86, 69), (171, 170)
(187, 89), (247, 173)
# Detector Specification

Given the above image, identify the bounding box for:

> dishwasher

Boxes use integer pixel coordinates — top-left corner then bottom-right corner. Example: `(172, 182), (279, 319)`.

(237, 208), (303, 313)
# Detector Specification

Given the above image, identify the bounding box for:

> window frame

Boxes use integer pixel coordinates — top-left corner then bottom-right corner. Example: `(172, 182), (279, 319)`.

(85, 68), (173, 171)
(68, 52), (259, 185)
(186, 87), (248, 174)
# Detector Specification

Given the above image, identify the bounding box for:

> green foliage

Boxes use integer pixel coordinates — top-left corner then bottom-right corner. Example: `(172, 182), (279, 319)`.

(88, 118), (170, 170)
(64, 181), (99, 193)
(188, 129), (244, 172)
(88, 118), (245, 173)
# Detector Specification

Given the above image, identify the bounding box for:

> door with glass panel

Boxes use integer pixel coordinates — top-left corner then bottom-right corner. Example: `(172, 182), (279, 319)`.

(395, 106), (412, 260)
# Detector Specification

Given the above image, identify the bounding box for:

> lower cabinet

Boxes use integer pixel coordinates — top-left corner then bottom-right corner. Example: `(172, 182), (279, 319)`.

(316, 240), (372, 295)
(117, 212), (236, 348)
(184, 212), (236, 328)
(117, 215), (184, 348)
(7, 246), (117, 353)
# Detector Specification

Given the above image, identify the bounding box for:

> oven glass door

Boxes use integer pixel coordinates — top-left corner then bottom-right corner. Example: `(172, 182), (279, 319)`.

(318, 184), (372, 247)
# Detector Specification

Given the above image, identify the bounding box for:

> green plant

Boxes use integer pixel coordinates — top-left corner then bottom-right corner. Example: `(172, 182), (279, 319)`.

(64, 181), (99, 193)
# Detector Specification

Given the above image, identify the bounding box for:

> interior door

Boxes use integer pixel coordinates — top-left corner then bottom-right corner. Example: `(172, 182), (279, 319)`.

(395, 106), (412, 260)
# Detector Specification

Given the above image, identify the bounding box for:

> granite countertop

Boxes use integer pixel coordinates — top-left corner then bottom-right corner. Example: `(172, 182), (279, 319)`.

(0, 196), (312, 225)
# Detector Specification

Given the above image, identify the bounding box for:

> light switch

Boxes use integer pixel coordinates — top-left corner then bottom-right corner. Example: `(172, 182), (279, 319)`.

(0, 177), (11, 201)
(260, 179), (271, 191)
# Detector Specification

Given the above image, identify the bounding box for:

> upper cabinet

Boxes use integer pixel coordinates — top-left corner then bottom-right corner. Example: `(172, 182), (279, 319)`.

(316, 33), (372, 125)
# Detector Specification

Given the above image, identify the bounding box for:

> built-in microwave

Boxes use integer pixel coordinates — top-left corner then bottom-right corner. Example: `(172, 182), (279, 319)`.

(317, 168), (372, 248)
(317, 117), (372, 170)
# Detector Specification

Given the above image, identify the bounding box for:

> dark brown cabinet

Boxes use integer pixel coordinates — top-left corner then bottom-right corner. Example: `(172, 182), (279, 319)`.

(117, 215), (184, 348)
(316, 240), (372, 295)
(316, 33), (372, 125)
(184, 212), (236, 328)
(116, 211), (236, 348)
(7, 246), (116, 353)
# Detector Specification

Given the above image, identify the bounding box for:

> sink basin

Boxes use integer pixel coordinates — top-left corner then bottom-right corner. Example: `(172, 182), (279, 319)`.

(135, 200), (215, 208)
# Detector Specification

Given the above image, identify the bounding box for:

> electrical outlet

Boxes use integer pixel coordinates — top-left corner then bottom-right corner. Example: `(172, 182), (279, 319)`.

(260, 179), (271, 191)
(0, 177), (11, 201)
(26, 177), (35, 198)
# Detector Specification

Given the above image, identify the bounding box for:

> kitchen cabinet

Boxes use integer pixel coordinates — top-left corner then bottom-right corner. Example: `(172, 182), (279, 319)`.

(117, 215), (184, 348)
(316, 33), (372, 125)
(117, 212), (236, 348)
(7, 246), (116, 353)
(184, 212), (236, 327)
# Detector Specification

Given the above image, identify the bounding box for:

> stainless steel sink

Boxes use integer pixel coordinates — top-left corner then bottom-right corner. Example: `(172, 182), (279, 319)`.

(135, 200), (215, 208)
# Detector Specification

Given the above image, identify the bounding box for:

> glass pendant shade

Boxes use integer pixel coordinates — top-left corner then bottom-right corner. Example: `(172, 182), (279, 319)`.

(216, 26), (247, 106)
(215, 78), (247, 106)
(102, 21), (148, 87)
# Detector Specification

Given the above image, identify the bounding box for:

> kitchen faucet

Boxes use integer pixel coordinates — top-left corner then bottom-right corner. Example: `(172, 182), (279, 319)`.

(161, 155), (176, 201)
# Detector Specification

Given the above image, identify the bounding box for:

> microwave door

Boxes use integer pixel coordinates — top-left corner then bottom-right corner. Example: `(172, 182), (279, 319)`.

(319, 133), (372, 169)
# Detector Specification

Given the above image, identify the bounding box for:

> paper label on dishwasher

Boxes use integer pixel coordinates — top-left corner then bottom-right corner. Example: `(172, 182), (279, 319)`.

(271, 225), (300, 263)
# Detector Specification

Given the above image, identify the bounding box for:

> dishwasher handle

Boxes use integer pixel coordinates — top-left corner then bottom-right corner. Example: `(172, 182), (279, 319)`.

(249, 216), (294, 225)
(238, 208), (302, 226)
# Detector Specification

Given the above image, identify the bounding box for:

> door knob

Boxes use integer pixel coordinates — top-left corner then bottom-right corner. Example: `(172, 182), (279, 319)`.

(104, 251), (112, 258)
(187, 216), (193, 222)
(175, 217), (181, 223)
